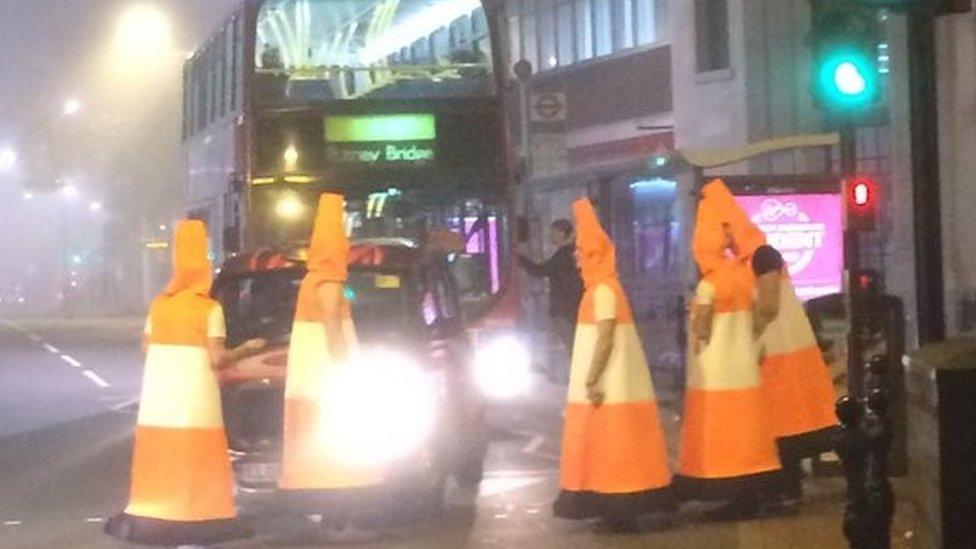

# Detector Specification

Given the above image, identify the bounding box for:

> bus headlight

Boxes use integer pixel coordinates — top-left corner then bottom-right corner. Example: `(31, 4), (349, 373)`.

(275, 194), (306, 220)
(318, 349), (438, 466)
(473, 335), (532, 400)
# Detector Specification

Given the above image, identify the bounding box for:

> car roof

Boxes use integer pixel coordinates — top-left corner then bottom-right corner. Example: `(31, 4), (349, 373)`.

(217, 238), (422, 276)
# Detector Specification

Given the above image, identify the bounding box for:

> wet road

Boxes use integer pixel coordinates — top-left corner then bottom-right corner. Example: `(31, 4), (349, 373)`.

(0, 319), (917, 548)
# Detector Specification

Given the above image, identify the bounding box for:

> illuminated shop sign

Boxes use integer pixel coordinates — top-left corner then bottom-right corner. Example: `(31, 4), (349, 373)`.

(325, 114), (437, 165)
(734, 193), (844, 300)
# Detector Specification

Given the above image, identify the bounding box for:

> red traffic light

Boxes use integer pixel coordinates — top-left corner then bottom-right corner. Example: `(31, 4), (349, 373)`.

(846, 176), (878, 231)
(853, 180), (871, 206)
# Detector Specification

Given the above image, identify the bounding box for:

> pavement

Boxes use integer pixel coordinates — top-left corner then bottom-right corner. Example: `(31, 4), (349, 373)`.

(0, 318), (920, 548)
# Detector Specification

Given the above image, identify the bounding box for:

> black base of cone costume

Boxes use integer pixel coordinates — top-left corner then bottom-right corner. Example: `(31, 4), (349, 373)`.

(777, 425), (839, 463)
(553, 487), (677, 521)
(673, 470), (784, 503)
(104, 513), (253, 546)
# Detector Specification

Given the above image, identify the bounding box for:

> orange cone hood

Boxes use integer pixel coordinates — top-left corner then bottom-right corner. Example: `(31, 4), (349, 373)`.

(572, 198), (616, 288)
(307, 193), (349, 283)
(693, 179), (766, 274)
(164, 220), (212, 296)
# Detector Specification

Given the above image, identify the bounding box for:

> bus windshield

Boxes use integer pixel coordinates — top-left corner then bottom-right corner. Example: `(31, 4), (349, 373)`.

(255, 0), (494, 104)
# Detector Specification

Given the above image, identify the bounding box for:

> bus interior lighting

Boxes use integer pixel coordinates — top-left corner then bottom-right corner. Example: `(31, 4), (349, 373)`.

(283, 175), (316, 184)
(357, 0), (484, 63)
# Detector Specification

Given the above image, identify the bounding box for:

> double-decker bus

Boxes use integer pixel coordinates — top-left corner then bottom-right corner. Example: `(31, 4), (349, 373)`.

(182, 0), (517, 327)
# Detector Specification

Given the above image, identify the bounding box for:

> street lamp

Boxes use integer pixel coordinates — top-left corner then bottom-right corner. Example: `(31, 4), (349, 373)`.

(63, 98), (82, 116)
(89, 201), (103, 212)
(22, 191), (34, 201)
(0, 147), (17, 172)
(112, 5), (173, 68)
(61, 184), (78, 198)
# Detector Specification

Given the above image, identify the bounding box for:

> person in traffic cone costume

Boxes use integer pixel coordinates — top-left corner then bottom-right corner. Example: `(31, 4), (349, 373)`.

(106, 220), (263, 546)
(752, 241), (839, 501)
(554, 198), (673, 530)
(280, 193), (382, 534)
(675, 179), (781, 517)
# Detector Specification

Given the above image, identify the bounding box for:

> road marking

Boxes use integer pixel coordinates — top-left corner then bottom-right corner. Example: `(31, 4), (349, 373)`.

(61, 354), (83, 368)
(85, 517), (104, 523)
(523, 435), (545, 454)
(479, 476), (548, 498)
(43, 343), (60, 354)
(82, 370), (111, 389)
(3, 520), (22, 526)
(110, 396), (141, 412)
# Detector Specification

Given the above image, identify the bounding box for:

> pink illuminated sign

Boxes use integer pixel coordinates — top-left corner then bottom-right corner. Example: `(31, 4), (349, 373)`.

(734, 193), (843, 300)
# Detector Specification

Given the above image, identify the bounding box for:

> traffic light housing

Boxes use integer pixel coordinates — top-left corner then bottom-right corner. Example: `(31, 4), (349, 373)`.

(846, 175), (879, 231)
(809, 0), (883, 121)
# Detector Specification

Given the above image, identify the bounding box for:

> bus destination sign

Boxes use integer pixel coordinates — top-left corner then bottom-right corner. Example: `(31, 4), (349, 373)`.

(325, 114), (437, 166)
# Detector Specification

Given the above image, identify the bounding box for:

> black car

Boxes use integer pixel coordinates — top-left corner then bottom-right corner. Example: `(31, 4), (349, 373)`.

(211, 238), (487, 511)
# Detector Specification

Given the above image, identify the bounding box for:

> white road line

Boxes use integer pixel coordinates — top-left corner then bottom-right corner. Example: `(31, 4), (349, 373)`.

(82, 370), (111, 389)
(110, 396), (141, 412)
(61, 354), (83, 368)
(84, 517), (104, 523)
(42, 343), (60, 354)
(523, 435), (545, 454)
(3, 520), (22, 526)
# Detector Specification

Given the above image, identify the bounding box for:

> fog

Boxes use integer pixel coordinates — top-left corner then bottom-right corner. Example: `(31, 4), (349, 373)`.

(0, 0), (240, 316)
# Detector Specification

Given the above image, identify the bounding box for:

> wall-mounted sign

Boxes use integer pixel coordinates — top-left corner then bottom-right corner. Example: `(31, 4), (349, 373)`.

(531, 92), (567, 123)
(325, 113), (437, 165)
(734, 193), (844, 300)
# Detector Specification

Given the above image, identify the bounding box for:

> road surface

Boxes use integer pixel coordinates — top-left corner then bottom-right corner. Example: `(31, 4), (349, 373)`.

(0, 319), (917, 548)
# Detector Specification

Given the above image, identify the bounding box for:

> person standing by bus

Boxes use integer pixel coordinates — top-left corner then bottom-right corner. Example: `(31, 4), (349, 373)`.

(675, 179), (782, 521)
(554, 198), (673, 532)
(279, 193), (382, 542)
(105, 220), (264, 547)
(752, 243), (839, 505)
(519, 219), (584, 382)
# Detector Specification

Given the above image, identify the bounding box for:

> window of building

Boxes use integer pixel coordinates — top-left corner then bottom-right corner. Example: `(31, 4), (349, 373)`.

(556, 1), (574, 66)
(593, 0), (613, 56)
(220, 28), (229, 118)
(182, 66), (190, 139)
(508, 14), (522, 62)
(522, 11), (538, 70)
(574, 0), (594, 61)
(231, 16), (241, 111)
(695, 0), (730, 72)
(613, 0), (635, 51)
(635, 0), (657, 45)
(538, 5), (557, 70)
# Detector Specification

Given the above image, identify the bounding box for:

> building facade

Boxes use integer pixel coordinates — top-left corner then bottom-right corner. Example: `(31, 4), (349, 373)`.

(506, 0), (976, 378)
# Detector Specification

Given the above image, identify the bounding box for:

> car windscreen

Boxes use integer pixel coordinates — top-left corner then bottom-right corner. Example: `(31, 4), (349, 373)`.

(215, 268), (415, 347)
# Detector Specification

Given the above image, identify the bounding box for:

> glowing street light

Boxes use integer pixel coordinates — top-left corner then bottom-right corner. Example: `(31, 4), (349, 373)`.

(63, 98), (82, 116)
(22, 191), (34, 201)
(61, 185), (79, 198)
(111, 4), (173, 74)
(0, 148), (17, 171)
(89, 201), (103, 212)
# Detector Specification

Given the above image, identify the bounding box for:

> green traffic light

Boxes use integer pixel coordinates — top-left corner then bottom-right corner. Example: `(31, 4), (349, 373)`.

(834, 62), (866, 96)
(815, 48), (880, 112)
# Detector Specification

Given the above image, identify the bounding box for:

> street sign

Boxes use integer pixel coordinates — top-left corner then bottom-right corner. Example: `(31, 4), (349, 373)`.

(531, 132), (568, 177)
(531, 92), (567, 123)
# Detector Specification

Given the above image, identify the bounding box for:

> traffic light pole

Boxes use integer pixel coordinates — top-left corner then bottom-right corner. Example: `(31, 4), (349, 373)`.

(907, 12), (946, 344)
(840, 124), (866, 398)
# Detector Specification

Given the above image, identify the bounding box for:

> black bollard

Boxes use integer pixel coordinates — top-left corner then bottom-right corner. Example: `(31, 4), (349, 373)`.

(836, 396), (870, 548)
(863, 388), (894, 549)
(836, 355), (895, 549)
